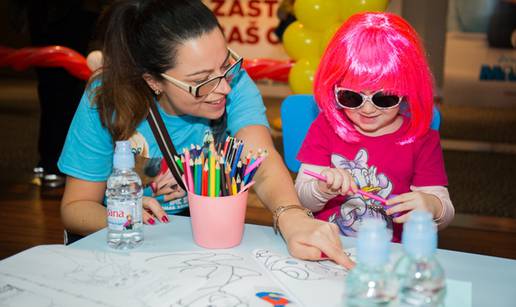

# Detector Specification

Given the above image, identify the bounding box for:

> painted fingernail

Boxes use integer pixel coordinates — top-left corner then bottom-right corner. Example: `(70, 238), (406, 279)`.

(148, 218), (155, 225)
(150, 182), (157, 193)
(320, 252), (328, 259)
(161, 215), (169, 223)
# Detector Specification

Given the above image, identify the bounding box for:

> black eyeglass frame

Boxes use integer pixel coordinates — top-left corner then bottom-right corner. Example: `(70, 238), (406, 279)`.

(160, 48), (243, 98)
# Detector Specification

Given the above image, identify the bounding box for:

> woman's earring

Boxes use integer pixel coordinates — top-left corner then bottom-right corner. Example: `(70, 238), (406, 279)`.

(154, 89), (161, 95)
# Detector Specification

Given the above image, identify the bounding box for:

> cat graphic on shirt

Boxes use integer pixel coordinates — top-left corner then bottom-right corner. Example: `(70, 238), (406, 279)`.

(328, 149), (393, 236)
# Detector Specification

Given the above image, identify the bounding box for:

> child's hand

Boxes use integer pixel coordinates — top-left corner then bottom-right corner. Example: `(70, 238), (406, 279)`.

(318, 168), (358, 196)
(385, 191), (442, 223)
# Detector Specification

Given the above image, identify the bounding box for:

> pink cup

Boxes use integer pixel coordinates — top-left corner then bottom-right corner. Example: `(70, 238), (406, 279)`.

(188, 191), (248, 249)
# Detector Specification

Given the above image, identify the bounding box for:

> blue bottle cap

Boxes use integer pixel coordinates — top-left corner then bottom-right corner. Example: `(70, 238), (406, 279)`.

(357, 218), (390, 266)
(402, 210), (437, 258)
(113, 140), (135, 169)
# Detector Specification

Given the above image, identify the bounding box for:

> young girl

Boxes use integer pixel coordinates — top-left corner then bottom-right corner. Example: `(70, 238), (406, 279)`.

(295, 12), (454, 242)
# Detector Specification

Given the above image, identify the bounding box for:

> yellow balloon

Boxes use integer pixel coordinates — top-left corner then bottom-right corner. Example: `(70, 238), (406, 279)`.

(288, 58), (319, 94)
(319, 22), (342, 55)
(294, 0), (340, 31)
(282, 21), (321, 61)
(339, 0), (389, 21)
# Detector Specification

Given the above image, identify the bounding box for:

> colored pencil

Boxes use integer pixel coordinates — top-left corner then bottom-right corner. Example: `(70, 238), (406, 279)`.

(302, 169), (388, 204)
(184, 149), (194, 192)
(207, 150), (213, 196)
(244, 156), (265, 176)
(194, 158), (201, 195)
(231, 177), (238, 195)
(219, 156), (227, 196)
(230, 140), (243, 178)
(238, 180), (255, 194)
(225, 165), (232, 195)
(215, 161), (221, 197)
(202, 161), (208, 196)
(222, 136), (231, 157)
(174, 155), (184, 172)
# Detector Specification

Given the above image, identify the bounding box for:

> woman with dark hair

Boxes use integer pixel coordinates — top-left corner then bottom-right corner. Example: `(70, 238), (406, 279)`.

(58, 0), (353, 268)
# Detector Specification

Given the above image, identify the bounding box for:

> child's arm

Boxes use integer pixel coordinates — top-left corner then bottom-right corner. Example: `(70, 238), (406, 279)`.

(295, 163), (357, 212)
(385, 185), (454, 229)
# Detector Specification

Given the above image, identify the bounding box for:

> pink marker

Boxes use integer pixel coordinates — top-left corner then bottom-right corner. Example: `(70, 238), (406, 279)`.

(303, 169), (388, 205)
(238, 180), (256, 194)
(244, 156), (265, 176)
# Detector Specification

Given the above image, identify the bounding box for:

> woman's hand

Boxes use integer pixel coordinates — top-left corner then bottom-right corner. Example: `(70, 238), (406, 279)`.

(385, 191), (442, 223)
(278, 209), (355, 269)
(142, 196), (169, 225)
(152, 170), (186, 201)
(318, 168), (358, 196)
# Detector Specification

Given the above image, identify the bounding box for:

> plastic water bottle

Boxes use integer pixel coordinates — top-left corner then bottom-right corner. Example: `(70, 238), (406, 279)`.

(394, 211), (446, 306)
(344, 219), (398, 306)
(106, 140), (144, 249)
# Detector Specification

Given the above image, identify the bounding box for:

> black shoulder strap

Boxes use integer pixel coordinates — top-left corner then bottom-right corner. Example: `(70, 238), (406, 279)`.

(147, 102), (187, 191)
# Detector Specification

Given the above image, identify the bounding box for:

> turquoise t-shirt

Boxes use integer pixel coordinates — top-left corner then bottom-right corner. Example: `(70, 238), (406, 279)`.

(58, 70), (269, 214)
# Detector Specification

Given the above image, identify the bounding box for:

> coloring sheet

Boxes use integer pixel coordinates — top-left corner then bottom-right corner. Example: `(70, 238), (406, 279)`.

(0, 246), (298, 307)
(141, 250), (298, 307)
(0, 246), (202, 307)
(0, 245), (472, 307)
(253, 248), (357, 307)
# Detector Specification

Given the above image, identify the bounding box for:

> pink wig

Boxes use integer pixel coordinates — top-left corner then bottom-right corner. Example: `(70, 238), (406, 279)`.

(314, 12), (434, 144)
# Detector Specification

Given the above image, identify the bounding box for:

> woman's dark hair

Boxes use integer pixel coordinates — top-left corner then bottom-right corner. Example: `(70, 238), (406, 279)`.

(93, 0), (220, 140)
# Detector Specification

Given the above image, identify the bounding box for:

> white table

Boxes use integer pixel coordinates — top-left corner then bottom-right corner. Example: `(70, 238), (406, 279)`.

(72, 215), (516, 307)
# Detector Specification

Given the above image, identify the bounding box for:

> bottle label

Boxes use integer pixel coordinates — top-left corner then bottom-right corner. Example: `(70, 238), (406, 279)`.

(107, 199), (142, 231)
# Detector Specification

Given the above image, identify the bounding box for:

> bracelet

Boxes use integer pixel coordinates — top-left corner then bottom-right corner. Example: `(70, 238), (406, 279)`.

(272, 205), (314, 235)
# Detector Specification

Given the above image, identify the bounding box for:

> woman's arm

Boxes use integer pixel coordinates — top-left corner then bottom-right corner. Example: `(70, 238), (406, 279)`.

(61, 176), (108, 236)
(235, 125), (354, 268)
(61, 176), (169, 236)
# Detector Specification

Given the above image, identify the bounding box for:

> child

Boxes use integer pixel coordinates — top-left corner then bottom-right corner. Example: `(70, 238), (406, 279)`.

(295, 12), (454, 243)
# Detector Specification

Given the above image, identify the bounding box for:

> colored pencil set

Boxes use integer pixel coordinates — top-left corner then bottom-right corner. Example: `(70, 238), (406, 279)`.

(176, 135), (267, 197)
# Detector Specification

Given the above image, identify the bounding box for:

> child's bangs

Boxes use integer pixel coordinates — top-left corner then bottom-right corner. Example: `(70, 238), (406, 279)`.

(342, 58), (410, 97)
(339, 32), (411, 97)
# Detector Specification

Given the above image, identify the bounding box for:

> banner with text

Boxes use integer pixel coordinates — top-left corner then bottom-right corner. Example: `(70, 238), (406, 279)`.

(203, 0), (291, 97)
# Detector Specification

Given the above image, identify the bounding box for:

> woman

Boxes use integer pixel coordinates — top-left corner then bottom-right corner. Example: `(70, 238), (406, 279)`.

(58, 0), (352, 268)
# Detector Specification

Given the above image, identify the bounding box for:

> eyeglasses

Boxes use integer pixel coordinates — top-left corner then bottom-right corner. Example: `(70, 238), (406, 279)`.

(334, 87), (403, 110)
(160, 48), (243, 98)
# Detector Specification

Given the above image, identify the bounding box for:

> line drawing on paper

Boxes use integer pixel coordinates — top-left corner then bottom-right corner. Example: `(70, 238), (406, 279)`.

(0, 283), (61, 307)
(145, 252), (265, 307)
(43, 247), (153, 289)
(253, 249), (350, 280)
(0, 272), (114, 307)
(0, 246), (298, 307)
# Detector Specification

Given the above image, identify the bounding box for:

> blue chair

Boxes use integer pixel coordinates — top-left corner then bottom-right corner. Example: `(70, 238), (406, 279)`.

(280, 94), (441, 173)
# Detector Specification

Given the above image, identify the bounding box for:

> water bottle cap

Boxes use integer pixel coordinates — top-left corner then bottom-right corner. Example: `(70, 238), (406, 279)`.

(402, 210), (437, 258)
(357, 218), (390, 266)
(113, 140), (135, 169)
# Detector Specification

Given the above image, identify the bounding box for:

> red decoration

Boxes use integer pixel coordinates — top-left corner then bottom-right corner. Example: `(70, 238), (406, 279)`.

(0, 46), (92, 80)
(0, 45), (292, 82)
